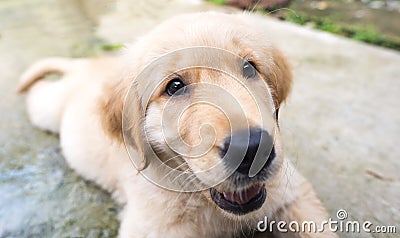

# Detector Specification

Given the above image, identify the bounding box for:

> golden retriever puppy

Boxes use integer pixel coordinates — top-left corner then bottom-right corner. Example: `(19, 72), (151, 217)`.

(19, 12), (337, 238)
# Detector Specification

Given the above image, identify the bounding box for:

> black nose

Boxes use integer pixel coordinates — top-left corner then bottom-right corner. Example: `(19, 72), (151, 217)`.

(221, 128), (275, 176)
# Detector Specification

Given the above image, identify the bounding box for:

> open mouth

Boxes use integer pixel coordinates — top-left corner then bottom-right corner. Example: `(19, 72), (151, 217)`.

(210, 184), (266, 215)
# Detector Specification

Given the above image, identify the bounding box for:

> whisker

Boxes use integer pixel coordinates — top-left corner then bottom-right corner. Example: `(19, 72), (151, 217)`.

(171, 168), (192, 184)
(180, 192), (197, 215)
(181, 174), (200, 191)
(165, 191), (186, 214)
(266, 7), (298, 16)
(155, 154), (182, 169)
(250, 0), (262, 12)
(164, 175), (196, 214)
(159, 161), (190, 181)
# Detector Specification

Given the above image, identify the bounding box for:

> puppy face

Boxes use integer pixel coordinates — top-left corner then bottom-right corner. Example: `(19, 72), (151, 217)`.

(103, 12), (292, 219)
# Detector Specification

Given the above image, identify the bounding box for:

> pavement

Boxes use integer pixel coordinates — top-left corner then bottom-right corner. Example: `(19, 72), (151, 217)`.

(0, 0), (399, 237)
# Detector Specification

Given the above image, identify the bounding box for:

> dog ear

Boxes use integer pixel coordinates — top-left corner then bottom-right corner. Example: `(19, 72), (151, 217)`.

(265, 48), (293, 110)
(100, 79), (147, 170)
(101, 80), (125, 142)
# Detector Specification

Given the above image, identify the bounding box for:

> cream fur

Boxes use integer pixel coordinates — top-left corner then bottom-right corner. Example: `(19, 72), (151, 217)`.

(19, 12), (337, 238)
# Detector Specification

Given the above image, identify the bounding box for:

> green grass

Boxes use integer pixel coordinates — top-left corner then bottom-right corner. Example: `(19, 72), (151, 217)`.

(101, 43), (125, 51)
(284, 12), (400, 51)
(194, 0), (400, 51)
(206, 0), (225, 5)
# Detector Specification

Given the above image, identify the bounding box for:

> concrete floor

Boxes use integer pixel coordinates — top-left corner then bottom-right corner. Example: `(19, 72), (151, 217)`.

(0, 0), (399, 237)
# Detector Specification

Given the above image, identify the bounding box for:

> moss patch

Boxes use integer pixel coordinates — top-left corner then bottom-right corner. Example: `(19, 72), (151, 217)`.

(206, 0), (225, 5)
(284, 12), (400, 51)
(206, 0), (400, 51)
(101, 43), (125, 52)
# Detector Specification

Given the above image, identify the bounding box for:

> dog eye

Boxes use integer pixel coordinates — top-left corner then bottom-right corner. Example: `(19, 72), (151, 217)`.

(165, 77), (187, 96)
(243, 60), (257, 79)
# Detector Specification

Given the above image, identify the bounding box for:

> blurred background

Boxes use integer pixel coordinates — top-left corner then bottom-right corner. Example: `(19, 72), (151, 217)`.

(0, 0), (399, 237)
(225, 0), (400, 51)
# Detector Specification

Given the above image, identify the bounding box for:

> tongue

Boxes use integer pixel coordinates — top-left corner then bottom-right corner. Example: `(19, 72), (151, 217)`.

(223, 185), (262, 205)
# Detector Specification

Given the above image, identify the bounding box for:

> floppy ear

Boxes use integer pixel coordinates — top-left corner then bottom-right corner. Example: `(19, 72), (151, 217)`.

(100, 79), (147, 170)
(266, 47), (293, 110)
(100, 80), (125, 142)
